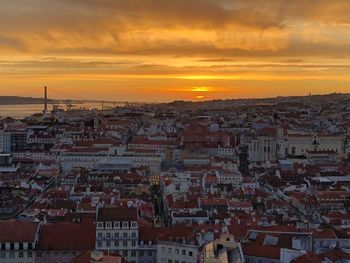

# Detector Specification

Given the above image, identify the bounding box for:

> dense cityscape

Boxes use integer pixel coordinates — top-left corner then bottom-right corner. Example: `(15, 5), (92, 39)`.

(2, 0), (350, 262)
(0, 93), (349, 263)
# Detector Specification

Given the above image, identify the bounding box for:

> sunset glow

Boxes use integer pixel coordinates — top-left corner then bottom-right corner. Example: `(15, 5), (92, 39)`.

(0, 0), (350, 101)
(191, 87), (211, 92)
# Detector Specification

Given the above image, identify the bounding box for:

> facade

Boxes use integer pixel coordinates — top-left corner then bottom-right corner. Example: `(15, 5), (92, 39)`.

(96, 207), (139, 263)
(156, 241), (198, 263)
(286, 133), (344, 157)
(0, 220), (39, 263)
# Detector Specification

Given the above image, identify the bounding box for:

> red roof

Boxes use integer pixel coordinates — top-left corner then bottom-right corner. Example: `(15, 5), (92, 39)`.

(0, 220), (39, 242)
(70, 251), (125, 263)
(320, 249), (350, 261)
(38, 222), (95, 250)
(292, 253), (320, 263)
(242, 243), (280, 259)
(200, 198), (227, 207)
(97, 207), (138, 221)
(311, 228), (337, 239)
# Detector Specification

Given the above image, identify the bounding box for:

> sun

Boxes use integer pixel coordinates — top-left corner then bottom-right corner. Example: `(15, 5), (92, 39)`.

(195, 95), (205, 99)
(191, 86), (211, 92)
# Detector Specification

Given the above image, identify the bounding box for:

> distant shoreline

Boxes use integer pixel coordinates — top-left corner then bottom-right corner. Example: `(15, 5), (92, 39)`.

(0, 92), (348, 106)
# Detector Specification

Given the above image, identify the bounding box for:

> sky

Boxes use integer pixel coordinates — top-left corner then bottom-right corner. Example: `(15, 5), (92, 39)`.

(0, 0), (350, 102)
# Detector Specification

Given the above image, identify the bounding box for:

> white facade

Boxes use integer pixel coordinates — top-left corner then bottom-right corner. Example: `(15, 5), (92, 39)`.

(286, 134), (344, 156)
(96, 219), (139, 262)
(245, 136), (277, 163)
(156, 241), (198, 263)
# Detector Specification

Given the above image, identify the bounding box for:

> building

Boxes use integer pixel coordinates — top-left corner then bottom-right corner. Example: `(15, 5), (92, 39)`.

(0, 219), (40, 263)
(36, 221), (96, 263)
(202, 234), (244, 263)
(96, 207), (139, 263)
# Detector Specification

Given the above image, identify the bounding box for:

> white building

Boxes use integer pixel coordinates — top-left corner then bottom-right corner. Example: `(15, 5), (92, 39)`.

(96, 207), (139, 263)
(286, 133), (344, 156)
(156, 241), (198, 263)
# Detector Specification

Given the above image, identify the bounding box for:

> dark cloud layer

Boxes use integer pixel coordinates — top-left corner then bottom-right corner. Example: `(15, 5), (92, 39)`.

(1, 0), (350, 56)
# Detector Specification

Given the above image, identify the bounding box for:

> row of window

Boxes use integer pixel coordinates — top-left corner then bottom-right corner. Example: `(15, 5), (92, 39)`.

(97, 240), (137, 248)
(96, 249), (153, 257)
(97, 221), (138, 229)
(0, 251), (32, 258)
(97, 231), (137, 239)
(161, 259), (192, 263)
(0, 243), (32, 250)
(161, 247), (193, 257)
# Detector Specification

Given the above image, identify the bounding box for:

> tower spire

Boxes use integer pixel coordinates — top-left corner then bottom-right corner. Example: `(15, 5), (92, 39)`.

(44, 86), (48, 113)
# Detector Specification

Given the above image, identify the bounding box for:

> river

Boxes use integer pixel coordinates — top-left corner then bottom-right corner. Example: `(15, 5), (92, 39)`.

(0, 102), (120, 119)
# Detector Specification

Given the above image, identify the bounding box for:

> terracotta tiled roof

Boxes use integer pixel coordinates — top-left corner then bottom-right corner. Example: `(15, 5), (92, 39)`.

(292, 253), (321, 263)
(38, 222), (95, 250)
(242, 243), (280, 259)
(97, 207), (138, 221)
(0, 220), (39, 242)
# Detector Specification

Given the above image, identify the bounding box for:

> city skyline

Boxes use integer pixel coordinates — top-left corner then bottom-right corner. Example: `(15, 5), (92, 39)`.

(1, 0), (350, 101)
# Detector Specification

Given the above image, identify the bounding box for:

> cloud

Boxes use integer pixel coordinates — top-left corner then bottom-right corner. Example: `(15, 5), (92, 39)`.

(0, 0), (350, 102)
(0, 0), (350, 57)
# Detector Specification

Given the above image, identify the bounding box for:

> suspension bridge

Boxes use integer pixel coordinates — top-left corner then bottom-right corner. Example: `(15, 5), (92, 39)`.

(10, 86), (151, 112)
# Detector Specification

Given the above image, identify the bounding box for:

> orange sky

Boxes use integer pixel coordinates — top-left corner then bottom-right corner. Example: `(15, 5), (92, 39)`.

(1, 0), (350, 102)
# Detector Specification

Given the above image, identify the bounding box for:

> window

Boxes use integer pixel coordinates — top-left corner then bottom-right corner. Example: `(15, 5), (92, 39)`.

(168, 248), (172, 254)
(115, 241), (119, 247)
(139, 250), (144, 256)
(106, 233), (111, 239)
(98, 232), (102, 239)
(182, 249), (186, 255)
(132, 232), (136, 238)
(122, 222), (128, 228)
(123, 232), (128, 238)
(132, 241), (136, 247)
(97, 241), (102, 248)
(10, 243), (14, 250)
(106, 222), (112, 228)
(148, 251), (152, 256)
(1, 243), (5, 250)
(131, 222), (137, 228)
(131, 250), (136, 256)
(0, 252), (5, 259)
(168, 260), (172, 263)
(114, 222), (120, 228)
(115, 232), (119, 238)
(9, 252), (15, 258)
(97, 222), (103, 228)
(123, 241), (127, 247)
(19, 252), (24, 258)
(27, 252), (32, 258)
(189, 251), (193, 257)
(19, 243), (23, 250)
(106, 241), (110, 247)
